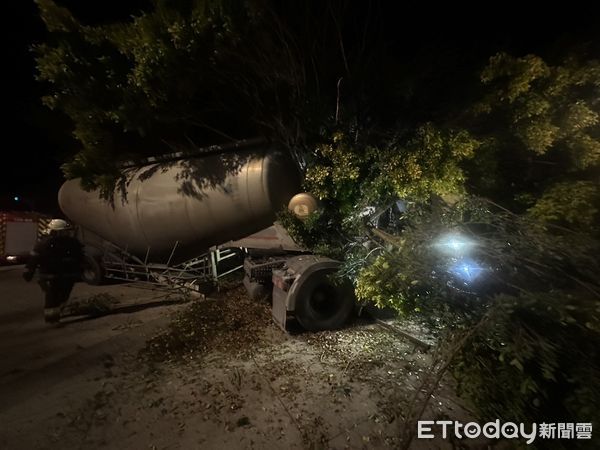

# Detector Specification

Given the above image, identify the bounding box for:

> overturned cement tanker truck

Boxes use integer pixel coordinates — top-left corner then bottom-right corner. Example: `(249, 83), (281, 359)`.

(58, 141), (355, 331)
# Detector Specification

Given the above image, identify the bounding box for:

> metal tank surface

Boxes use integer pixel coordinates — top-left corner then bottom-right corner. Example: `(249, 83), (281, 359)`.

(58, 148), (301, 263)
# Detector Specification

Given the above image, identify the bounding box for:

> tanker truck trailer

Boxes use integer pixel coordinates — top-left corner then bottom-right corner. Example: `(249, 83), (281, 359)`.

(58, 144), (355, 331)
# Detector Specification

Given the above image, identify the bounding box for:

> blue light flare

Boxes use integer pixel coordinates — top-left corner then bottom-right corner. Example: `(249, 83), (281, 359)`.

(449, 258), (485, 283)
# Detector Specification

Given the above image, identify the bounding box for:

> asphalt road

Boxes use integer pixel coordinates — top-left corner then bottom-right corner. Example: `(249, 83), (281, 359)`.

(0, 266), (476, 450)
(0, 265), (187, 410)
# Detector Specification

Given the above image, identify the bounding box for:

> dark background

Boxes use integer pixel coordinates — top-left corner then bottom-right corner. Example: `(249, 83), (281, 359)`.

(3, 1), (151, 216)
(3, 1), (599, 216)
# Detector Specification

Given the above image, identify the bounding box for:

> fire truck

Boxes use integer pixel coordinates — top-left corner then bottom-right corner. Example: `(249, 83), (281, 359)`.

(0, 211), (51, 264)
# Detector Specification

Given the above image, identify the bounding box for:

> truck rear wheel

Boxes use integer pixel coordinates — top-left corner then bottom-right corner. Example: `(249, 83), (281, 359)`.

(294, 269), (354, 331)
(82, 255), (104, 285)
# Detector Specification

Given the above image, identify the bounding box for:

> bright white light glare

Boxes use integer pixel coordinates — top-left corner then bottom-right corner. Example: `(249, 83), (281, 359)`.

(6, 255), (17, 262)
(449, 258), (484, 283)
(434, 233), (475, 256)
(13, 196), (20, 202)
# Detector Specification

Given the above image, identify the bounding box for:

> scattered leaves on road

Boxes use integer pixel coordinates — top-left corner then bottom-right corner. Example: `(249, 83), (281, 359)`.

(62, 293), (119, 317)
(143, 286), (276, 362)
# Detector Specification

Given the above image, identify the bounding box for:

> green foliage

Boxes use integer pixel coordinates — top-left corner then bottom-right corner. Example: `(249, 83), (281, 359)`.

(366, 201), (600, 431)
(353, 202), (467, 318)
(454, 291), (600, 426)
(353, 196), (599, 313)
(35, 0), (260, 195)
(528, 181), (600, 233)
(304, 127), (479, 208)
(304, 132), (370, 209)
(289, 60), (600, 430)
(469, 53), (600, 212)
(284, 126), (481, 271)
(34, 1), (392, 197)
(277, 208), (350, 260)
(35, 0), (306, 195)
(350, 197), (600, 427)
(472, 53), (600, 242)
(381, 125), (480, 201)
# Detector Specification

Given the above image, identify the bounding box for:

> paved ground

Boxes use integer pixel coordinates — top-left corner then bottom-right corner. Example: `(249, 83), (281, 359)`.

(0, 265), (187, 386)
(0, 266), (481, 449)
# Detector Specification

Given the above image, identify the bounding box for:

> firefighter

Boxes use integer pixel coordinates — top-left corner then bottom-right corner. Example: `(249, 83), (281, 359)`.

(22, 219), (84, 323)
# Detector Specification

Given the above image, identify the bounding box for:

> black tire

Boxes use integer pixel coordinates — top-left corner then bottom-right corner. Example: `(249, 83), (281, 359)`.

(294, 269), (355, 331)
(82, 255), (104, 285)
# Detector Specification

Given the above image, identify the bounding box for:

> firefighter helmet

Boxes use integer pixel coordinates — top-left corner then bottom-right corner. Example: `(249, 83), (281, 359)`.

(47, 218), (70, 232)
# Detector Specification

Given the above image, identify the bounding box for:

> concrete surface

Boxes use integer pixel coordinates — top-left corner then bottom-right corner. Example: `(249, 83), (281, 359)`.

(0, 268), (480, 450)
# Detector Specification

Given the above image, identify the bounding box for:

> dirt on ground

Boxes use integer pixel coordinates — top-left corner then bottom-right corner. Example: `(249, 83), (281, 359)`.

(1, 277), (483, 450)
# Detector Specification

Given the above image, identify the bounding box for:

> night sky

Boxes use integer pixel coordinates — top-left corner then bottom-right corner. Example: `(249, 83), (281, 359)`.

(4, 1), (60, 215)
(4, 1), (599, 216)
(3, 1), (150, 216)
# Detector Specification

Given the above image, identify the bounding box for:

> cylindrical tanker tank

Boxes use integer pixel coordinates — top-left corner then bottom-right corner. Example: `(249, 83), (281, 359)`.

(58, 148), (301, 263)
